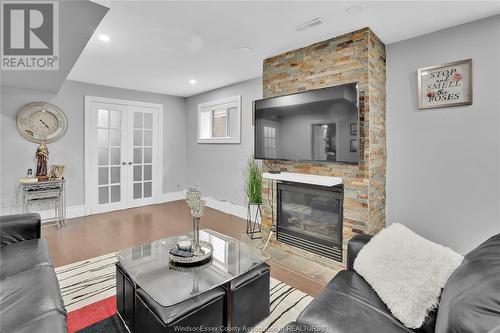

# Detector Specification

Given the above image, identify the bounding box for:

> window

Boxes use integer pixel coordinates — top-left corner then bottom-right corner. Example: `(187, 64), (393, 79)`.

(198, 95), (241, 143)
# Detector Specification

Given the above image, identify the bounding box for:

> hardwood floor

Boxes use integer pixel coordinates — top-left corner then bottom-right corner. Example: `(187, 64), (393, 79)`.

(42, 200), (327, 296)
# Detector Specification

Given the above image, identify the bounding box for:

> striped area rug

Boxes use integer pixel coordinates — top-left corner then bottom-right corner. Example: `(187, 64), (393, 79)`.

(55, 252), (313, 332)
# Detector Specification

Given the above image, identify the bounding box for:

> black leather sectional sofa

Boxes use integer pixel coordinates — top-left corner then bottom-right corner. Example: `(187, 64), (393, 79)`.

(281, 233), (500, 333)
(0, 213), (67, 333)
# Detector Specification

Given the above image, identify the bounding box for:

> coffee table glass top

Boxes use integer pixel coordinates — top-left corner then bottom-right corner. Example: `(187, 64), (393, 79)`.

(116, 229), (270, 307)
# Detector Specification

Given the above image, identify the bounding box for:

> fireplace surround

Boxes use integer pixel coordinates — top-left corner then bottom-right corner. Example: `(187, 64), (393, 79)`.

(277, 182), (343, 262)
(260, 27), (386, 271)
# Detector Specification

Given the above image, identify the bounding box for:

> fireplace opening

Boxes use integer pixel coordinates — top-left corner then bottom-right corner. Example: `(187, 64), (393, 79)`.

(277, 182), (343, 262)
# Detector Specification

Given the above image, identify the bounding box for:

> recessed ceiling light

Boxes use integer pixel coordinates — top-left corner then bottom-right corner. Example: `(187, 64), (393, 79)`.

(98, 34), (110, 42)
(189, 79), (197, 84)
(241, 46), (253, 52)
(346, 5), (364, 15)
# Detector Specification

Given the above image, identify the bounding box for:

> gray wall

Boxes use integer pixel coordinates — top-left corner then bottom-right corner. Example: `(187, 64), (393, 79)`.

(386, 15), (500, 253)
(186, 78), (262, 207)
(0, 80), (186, 209)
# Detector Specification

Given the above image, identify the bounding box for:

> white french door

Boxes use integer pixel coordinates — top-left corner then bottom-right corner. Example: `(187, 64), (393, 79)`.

(85, 97), (162, 215)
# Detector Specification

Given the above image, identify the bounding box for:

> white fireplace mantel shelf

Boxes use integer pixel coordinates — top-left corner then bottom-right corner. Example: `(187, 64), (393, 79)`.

(262, 172), (342, 187)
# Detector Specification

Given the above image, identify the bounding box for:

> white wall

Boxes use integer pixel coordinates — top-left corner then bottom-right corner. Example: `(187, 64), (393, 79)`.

(0, 80), (186, 210)
(386, 15), (500, 253)
(185, 78), (262, 207)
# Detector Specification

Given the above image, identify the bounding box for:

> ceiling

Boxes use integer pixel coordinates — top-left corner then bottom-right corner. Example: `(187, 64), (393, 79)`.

(68, 1), (500, 97)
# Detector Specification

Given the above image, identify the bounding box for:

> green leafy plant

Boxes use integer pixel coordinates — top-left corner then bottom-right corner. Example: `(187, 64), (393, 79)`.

(245, 157), (263, 204)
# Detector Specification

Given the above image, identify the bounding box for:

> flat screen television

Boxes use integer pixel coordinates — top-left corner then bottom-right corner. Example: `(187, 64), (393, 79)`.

(254, 83), (359, 163)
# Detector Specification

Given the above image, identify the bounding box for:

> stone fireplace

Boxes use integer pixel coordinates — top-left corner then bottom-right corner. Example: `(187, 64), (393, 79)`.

(261, 27), (386, 271)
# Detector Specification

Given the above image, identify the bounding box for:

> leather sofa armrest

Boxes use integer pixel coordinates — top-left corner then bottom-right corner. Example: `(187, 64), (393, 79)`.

(347, 233), (373, 271)
(0, 213), (41, 246)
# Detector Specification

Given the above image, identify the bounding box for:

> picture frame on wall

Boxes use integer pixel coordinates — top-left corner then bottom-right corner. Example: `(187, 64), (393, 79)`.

(417, 59), (472, 110)
(350, 139), (357, 152)
(350, 123), (357, 136)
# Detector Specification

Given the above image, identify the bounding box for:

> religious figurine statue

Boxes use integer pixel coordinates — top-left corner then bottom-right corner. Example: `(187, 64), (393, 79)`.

(36, 142), (49, 181)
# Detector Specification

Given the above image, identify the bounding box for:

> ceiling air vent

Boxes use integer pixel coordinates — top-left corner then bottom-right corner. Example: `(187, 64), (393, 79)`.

(294, 18), (324, 32)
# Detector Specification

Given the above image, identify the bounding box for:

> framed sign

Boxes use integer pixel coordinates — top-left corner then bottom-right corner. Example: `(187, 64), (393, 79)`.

(417, 59), (472, 109)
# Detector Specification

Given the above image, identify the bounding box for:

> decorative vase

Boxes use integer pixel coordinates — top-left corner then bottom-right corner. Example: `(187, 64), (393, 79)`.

(192, 217), (203, 255)
(186, 189), (206, 256)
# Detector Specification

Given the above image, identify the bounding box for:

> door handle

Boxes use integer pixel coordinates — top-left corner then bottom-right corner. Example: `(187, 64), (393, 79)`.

(128, 161), (133, 165)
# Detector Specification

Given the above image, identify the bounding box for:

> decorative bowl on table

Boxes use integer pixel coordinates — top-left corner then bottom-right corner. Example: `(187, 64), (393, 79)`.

(169, 241), (213, 267)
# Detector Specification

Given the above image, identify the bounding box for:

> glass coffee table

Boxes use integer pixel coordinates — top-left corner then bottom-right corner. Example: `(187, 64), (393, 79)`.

(116, 229), (270, 331)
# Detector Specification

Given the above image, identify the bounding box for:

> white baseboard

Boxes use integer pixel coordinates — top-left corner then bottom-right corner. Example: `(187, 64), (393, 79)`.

(39, 205), (86, 222)
(203, 196), (248, 220)
(1, 191), (249, 224)
(159, 190), (186, 203)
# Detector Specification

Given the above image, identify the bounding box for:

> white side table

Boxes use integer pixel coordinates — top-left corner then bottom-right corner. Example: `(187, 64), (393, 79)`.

(19, 179), (66, 226)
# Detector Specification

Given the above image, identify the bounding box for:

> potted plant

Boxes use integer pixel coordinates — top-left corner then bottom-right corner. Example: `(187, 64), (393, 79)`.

(244, 157), (263, 238)
(245, 157), (262, 204)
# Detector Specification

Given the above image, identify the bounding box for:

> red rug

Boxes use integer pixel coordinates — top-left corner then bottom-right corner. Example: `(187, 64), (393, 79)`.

(68, 296), (126, 333)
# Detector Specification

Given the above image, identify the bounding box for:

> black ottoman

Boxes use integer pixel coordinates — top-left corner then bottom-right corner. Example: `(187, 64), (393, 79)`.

(116, 262), (136, 332)
(226, 263), (270, 329)
(135, 287), (226, 333)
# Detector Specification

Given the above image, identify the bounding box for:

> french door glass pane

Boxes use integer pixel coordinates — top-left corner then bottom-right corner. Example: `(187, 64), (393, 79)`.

(98, 109), (108, 127)
(110, 111), (121, 128)
(134, 165), (142, 181)
(110, 167), (120, 184)
(110, 129), (121, 146)
(98, 186), (109, 204)
(97, 107), (122, 207)
(144, 148), (152, 163)
(133, 148), (142, 164)
(133, 183), (142, 199)
(98, 129), (108, 147)
(144, 114), (153, 129)
(144, 130), (152, 146)
(111, 185), (121, 203)
(110, 148), (121, 165)
(144, 165), (152, 181)
(98, 148), (109, 165)
(98, 167), (108, 185)
(134, 130), (143, 146)
(131, 111), (154, 201)
(144, 182), (152, 198)
(134, 113), (143, 128)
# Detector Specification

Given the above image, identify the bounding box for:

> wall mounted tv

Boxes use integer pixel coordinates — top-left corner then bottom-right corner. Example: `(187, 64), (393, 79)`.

(254, 83), (359, 163)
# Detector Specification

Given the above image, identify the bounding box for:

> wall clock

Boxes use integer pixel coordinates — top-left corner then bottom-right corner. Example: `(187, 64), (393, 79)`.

(16, 102), (68, 143)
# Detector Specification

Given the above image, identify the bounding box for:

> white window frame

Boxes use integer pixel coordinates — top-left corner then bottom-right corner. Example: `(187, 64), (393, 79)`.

(197, 95), (241, 144)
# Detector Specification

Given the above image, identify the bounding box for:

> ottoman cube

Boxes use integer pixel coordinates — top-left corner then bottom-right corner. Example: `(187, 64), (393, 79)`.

(135, 286), (226, 333)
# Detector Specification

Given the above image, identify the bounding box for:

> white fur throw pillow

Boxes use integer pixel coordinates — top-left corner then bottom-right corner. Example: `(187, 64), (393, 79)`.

(353, 223), (463, 329)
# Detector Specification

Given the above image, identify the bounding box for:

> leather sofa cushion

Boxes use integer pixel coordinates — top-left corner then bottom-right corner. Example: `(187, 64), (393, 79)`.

(435, 233), (500, 333)
(0, 213), (41, 246)
(0, 266), (66, 333)
(6, 312), (67, 333)
(0, 239), (53, 279)
(297, 270), (412, 333)
(136, 286), (225, 325)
